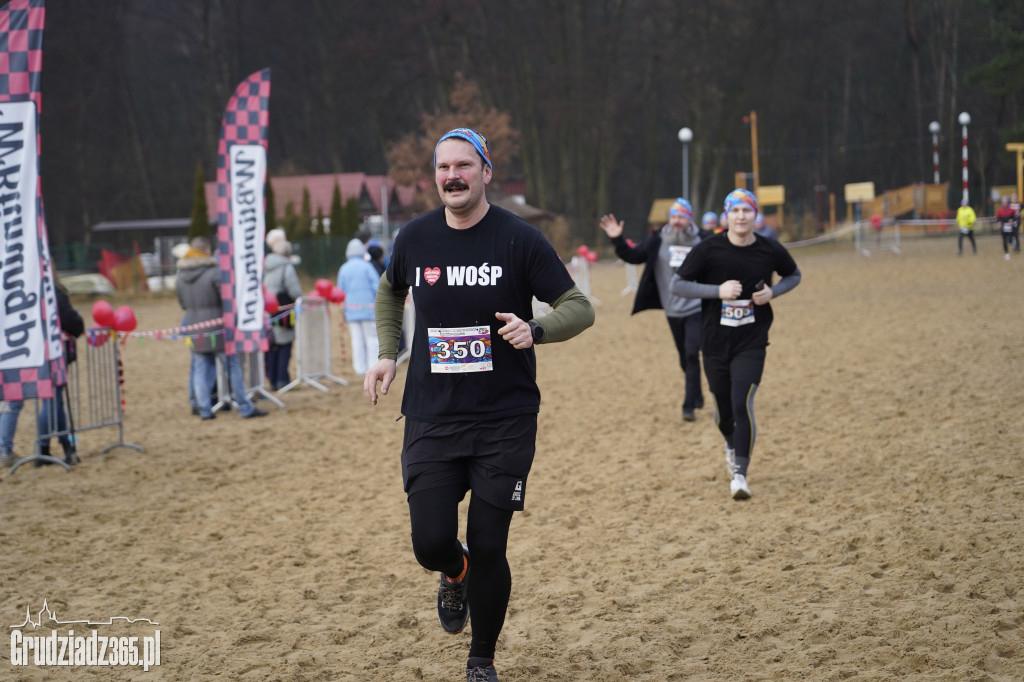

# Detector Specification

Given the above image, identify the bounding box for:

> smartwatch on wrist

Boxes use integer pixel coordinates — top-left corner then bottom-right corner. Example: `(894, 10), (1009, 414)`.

(528, 320), (545, 344)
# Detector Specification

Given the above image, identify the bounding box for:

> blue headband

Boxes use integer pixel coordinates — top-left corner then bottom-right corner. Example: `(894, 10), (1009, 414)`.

(702, 211), (718, 226)
(668, 197), (693, 219)
(434, 128), (492, 169)
(724, 188), (758, 214)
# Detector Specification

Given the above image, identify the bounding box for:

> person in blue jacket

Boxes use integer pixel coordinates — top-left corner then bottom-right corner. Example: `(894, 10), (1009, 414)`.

(337, 238), (381, 376)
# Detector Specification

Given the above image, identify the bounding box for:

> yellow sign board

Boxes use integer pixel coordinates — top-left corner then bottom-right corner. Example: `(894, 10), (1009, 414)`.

(757, 185), (785, 206)
(991, 185), (1016, 201)
(647, 198), (676, 225)
(844, 182), (876, 202)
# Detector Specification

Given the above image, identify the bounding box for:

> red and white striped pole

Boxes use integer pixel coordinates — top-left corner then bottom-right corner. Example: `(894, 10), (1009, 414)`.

(958, 112), (971, 205)
(928, 121), (940, 184)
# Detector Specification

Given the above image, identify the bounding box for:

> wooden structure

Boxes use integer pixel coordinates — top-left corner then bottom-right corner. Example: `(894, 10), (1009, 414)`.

(1007, 143), (1024, 199)
(846, 182), (950, 220)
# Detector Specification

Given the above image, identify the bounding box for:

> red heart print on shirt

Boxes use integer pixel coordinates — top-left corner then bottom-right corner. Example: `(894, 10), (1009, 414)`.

(424, 267), (441, 285)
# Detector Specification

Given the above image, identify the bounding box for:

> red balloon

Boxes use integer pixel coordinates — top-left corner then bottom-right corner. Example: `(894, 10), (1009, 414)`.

(329, 286), (346, 303)
(315, 278), (333, 297)
(113, 305), (137, 332)
(577, 244), (589, 256)
(92, 300), (115, 327)
(585, 250), (598, 263)
(86, 325), (109, 347)
(264, 291), (279, 315)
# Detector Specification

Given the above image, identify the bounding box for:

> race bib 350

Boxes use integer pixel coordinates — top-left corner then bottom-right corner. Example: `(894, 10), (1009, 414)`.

(427, 326), (493, 373)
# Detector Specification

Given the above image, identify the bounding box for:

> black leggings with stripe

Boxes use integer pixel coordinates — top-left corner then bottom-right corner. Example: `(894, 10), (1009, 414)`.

(408, 485), (513, 661)
(703, 348), (766, 476)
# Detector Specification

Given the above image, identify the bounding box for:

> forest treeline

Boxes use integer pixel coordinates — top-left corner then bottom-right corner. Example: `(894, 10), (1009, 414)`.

(39, 0), (1023, 247)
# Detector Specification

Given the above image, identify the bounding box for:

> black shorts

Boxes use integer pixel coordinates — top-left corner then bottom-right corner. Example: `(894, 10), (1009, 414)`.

(401, 414), (538, 511)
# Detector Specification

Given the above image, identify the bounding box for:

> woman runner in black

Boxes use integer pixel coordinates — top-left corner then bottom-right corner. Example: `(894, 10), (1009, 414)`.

(364, 128), (594, 681)
(671, 188), (801, 500)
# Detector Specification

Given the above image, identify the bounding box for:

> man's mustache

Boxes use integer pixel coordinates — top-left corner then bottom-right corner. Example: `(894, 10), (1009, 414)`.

(444, 180), (469, 191)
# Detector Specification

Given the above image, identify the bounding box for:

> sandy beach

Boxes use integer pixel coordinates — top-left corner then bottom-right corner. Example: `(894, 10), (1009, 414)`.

(1, 232), (1022, 681)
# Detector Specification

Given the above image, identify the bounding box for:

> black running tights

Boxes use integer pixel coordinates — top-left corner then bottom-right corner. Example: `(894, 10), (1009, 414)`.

(704, 349), (766, 476)
(408, 485), (514, 660)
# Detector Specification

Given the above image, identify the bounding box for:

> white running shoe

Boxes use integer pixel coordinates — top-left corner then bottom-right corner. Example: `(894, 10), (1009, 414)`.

(724, 445), (737, 477)
(730, 474), (751, 500)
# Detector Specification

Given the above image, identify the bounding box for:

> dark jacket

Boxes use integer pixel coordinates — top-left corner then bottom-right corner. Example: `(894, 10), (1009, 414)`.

(176, 253), (223, 353)
(611, 232), (665, 315)
(55, 284), (84, 364)
(263, 252), (303, 344)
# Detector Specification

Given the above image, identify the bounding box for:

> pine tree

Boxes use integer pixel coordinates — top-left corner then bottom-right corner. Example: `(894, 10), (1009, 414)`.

(329, 183), (343, 240)
(188, 161), (212, 241)
(296, 187), (313, 240)
(282, 201), (299, 241)
(342, 197), (361, 240)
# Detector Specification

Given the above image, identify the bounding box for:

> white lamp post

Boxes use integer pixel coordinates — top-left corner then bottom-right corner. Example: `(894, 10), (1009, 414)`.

(677, 127), (693, 200)
(928, 121), (940, 184)
(958, 112), (971, 204)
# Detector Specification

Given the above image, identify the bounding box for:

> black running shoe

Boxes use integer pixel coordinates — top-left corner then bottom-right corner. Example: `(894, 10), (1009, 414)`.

(466, 657), (498, 682)
(437, 545), (470, 634)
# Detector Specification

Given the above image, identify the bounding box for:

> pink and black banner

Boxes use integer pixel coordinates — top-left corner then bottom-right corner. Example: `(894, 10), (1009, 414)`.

(215, 68), (271, 356)
(0, 0), (63, 402)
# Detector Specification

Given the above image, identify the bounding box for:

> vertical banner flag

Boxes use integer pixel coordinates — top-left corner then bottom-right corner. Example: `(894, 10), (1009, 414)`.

(216, 68), (271, 355)
(0, 0), (61, 402)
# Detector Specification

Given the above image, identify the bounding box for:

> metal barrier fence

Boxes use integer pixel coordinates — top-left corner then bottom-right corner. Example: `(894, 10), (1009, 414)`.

(5, 329), (142, 476)
(212, 349), (285, 413)
(279, 297), (346, 393)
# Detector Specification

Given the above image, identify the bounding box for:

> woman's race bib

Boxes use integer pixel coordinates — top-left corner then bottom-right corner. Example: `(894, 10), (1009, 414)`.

(428, 326), (493, 373)
(720, 299), (754, 327)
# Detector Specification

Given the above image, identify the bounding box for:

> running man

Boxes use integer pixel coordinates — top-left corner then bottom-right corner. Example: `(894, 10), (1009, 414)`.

(996, 195), (1016, 259)
(1011, 193), (1022, 253)
(364, 128), (594, 682)
(600, 198), (704, 421)
(671, 188), (801, 500)
(956, 199), (977, 256)
(700, 211), (719, 239)
(754, 212), (778, 240)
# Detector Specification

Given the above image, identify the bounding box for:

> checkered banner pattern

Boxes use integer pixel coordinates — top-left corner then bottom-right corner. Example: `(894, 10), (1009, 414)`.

(0, 0), (63, 402)
(216, 68), (271, 355)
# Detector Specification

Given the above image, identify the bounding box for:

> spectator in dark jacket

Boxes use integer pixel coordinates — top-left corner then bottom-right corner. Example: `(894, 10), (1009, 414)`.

(36, 278), (85, 466)
(366, 238), (387, 276)
(176, 236), (267, 420)
(263, 228), (303, 391)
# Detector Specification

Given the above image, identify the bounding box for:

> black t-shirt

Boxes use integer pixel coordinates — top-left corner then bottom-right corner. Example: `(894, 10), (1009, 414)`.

(675, 233), (798, 355)
(387, 204), (575, 422)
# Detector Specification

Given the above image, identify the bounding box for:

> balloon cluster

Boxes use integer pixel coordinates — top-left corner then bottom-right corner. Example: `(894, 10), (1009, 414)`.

(576, 244), (599, 263)
(88, 300), (136, 346)
(91, 300), (137, 331)
(308, 278), (346, 303)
